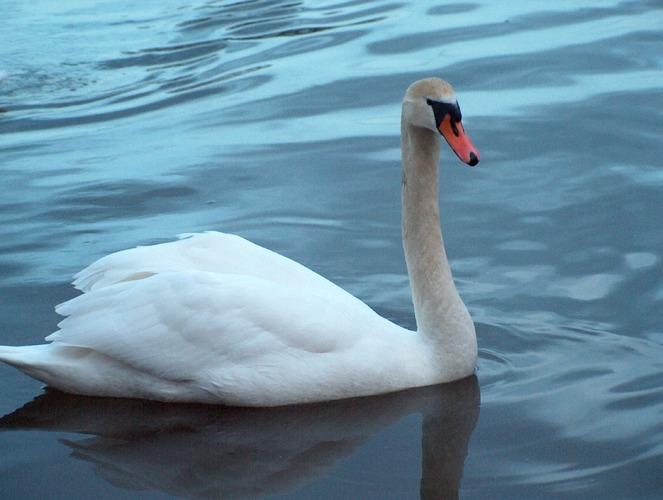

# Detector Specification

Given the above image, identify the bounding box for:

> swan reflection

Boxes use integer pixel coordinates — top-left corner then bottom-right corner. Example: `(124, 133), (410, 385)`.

(0, 376), (479, 498)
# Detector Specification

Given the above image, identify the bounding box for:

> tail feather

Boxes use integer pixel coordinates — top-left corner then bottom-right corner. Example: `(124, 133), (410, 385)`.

(0, 345), (50, 368)
(0, 344), (56, 383)
(0, 344), (203, 402)
(0, 344), (110, 391)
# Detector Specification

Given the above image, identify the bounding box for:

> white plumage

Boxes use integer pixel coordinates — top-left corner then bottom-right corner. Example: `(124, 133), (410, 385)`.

(0, 78), (481, 406)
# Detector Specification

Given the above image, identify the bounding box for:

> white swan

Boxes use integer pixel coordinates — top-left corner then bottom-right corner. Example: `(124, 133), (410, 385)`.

(0, 78), (480, 406)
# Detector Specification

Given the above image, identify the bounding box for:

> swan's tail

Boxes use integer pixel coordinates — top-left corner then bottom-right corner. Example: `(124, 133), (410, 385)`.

(0, 344), (194, 401)
(0, 345), (48, 365)
(0, 344), (108, 395)
(0, 344), (55, 383)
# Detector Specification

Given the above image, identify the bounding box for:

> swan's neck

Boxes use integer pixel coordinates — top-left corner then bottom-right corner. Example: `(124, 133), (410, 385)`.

(401, 120), (474, 354)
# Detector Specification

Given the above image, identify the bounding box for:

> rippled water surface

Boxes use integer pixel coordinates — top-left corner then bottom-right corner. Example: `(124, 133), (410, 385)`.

(1, 1), (662, 498)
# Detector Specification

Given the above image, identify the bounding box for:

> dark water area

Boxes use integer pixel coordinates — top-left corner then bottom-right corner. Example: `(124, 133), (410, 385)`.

(1, 1), (662, 498)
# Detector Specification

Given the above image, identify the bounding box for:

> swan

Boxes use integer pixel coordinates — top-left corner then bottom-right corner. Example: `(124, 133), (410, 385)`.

(0, 78), (480, 406)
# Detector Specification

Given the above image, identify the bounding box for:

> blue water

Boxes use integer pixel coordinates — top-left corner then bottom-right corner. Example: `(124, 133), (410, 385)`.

(1, 1), (662, 498)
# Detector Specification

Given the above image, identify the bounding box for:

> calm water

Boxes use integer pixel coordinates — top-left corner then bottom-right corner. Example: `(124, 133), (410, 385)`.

(1, 0), (662, 498)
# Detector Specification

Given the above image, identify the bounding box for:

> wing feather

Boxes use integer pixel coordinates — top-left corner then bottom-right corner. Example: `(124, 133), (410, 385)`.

(53, 270), (386, 384)
(73, 232), (344, 298)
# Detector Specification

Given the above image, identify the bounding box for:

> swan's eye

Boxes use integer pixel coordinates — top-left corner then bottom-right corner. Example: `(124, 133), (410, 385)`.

(426, 99), (463, 134)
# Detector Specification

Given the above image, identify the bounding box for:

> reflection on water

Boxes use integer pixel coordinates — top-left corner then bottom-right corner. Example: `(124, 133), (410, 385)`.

(1, 0), (663, 497)
(0, 378), (479, 499)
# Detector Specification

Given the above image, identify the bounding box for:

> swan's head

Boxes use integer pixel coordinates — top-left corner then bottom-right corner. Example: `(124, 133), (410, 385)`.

(403, 78), (480, 166)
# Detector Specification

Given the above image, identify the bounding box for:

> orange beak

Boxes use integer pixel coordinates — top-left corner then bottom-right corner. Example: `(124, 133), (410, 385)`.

(438, 114), (480, 166)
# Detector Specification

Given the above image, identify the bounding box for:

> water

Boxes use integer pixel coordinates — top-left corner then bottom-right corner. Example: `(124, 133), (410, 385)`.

(1, 0), (662, 497)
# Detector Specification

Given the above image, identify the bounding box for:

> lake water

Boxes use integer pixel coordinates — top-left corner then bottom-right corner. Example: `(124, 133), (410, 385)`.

(1, 0), (662, 498)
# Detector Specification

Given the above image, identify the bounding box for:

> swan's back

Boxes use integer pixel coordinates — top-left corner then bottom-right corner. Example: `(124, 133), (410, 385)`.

(74, 232), (344, 296)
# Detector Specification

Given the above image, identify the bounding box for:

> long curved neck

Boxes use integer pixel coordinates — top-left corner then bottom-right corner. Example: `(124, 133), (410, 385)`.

(401, 119), (468, 344)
